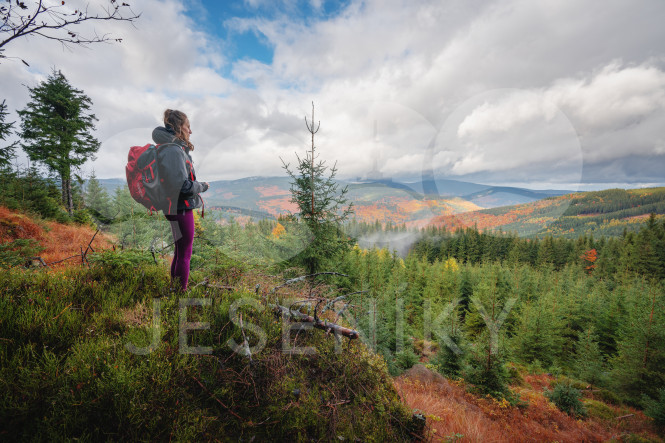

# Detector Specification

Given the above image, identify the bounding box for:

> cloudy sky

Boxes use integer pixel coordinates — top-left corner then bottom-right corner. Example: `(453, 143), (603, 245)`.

(1, 0), (664, 191)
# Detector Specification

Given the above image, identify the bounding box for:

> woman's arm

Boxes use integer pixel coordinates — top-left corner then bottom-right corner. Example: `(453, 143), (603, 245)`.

(180, 178), (207, 196)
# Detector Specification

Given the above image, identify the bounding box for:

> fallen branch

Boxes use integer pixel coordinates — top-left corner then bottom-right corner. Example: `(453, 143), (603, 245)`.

(269, 272), (350, 296)
(192, 278), (233, 291)
(316, 291), (365, 322)
(30, 228), (103, 268)
(82, 229), (100, 259)
(26, 256), (49, 268)
(615, 413), (634, 420)
(45, 254), (82, 266)
(272, 304), (359, 339)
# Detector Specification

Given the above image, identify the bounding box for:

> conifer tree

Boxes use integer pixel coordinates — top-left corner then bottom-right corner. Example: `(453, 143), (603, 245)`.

(85, 171), (113, 222)
(19, 69), (100, 215)
(0, 99), (17, 169)
(431, 320), (467, 378)
(511, 284), (566, 369)
(611, 283), (665, 402)
(574, 327), (605, 386)
(281, 102), (353, 274)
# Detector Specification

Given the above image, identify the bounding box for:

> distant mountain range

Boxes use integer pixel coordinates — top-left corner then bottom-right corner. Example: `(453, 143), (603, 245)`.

(96, 176), (573, 227)
(95, 177), (665, 237)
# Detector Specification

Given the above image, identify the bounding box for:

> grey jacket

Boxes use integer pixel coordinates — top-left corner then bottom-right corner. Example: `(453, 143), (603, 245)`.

(152, 126), (208, 214)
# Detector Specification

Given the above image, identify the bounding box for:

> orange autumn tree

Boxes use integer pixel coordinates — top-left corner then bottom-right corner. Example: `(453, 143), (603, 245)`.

(580, 248), (597, 274)
(270, 222), (285, 239)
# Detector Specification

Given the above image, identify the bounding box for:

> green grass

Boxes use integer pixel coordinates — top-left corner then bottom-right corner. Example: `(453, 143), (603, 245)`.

(0, 258), (417, 441)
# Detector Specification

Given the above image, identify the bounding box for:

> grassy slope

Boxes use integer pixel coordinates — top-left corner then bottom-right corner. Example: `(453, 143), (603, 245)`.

(0, 208), (416, 441)
(396, 365), (661, 442)
(0, 264), (418, 441)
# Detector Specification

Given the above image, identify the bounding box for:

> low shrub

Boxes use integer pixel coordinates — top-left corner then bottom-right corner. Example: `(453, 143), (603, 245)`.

(643, 388), (665, 428)
(0, 238), (44, 268)
(545, 382), (587, 417)
(583, 398), (615, 421)
(594, 388), (624, 406)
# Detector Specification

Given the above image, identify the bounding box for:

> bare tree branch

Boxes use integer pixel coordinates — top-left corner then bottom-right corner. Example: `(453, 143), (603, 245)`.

(0, 0), (141, 63)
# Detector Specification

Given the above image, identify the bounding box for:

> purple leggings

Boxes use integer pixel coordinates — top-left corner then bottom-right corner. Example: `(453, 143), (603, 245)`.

(165, 210), (195, 291)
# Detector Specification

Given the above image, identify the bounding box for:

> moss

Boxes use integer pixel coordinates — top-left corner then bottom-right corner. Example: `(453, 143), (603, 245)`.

(553, 375), (588, 391)
(0, 264), (417, 441)
(583, 398), (616, 421)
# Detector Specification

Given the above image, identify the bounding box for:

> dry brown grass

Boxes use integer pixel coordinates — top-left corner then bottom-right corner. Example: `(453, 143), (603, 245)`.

(1, 206), (114, 268)
(0, 206), (43, 241)
(40, 220), (113, 266)
(394, 365), (661, 443)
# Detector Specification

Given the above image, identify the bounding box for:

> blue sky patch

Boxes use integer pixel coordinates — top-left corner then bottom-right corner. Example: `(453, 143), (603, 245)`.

(184, 0), (351, 74)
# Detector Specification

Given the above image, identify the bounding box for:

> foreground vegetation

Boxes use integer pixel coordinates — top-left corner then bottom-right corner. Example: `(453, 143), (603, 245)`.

(2, 205), (663, 441)
(0, 257), (417, 441)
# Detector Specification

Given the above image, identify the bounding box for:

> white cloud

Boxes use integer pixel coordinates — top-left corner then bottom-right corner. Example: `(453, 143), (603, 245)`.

(547, 61), (665, 132)
(458, 91), (559, 138)
(1, 0), (664, 187)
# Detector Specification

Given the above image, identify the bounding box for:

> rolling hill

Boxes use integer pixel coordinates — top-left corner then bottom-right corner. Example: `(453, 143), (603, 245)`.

(429, 187), (665, 238)
(95, 177), (665, 238)
(97, 176), (572, 227)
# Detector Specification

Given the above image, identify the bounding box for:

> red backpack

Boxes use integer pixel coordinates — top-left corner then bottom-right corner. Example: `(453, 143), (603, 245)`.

(126, 144), (165, 213)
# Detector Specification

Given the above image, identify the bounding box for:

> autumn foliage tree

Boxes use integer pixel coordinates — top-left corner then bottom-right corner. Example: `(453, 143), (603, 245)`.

(580, 248), (597, 274)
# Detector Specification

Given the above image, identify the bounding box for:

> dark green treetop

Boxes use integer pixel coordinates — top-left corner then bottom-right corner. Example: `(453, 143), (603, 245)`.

(281, 102), (354, 274)
(18, 69), (100, 215)
(0, 99), (18, 168)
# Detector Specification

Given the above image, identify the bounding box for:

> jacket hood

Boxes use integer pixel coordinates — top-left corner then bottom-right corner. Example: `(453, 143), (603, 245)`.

(152, 126), (180, 145)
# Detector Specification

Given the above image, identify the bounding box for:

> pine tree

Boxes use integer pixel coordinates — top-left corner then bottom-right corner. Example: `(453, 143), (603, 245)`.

(18, 69), (100, 215)
(85, 171), (113, 222)
(511, 292), (564, 369)
(281, 102), (353, 274)
(2, 165), (65, 220)
(574, 327), (605, 386)
(431, 320), (467, 378)
(0, 99), (17, 169)
(611, 282), (665, 403)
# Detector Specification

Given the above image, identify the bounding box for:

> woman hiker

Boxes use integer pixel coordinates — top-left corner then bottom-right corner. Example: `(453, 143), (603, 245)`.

(152, 109), (208, 292)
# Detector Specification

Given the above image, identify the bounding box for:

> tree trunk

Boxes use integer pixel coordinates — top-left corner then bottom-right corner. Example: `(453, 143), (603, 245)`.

(61, 169), (73, 216)
(67, 179), (73, 215)
(61, 177), (68, 208)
